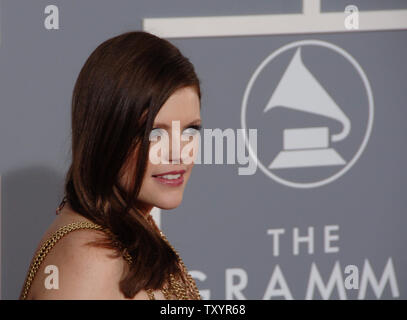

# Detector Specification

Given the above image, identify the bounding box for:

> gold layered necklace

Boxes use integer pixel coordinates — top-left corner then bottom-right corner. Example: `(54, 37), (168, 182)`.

(143, 213), (201, 300)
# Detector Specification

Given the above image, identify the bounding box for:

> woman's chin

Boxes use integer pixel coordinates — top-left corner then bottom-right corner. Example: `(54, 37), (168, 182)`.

(154, 196), (183, 210)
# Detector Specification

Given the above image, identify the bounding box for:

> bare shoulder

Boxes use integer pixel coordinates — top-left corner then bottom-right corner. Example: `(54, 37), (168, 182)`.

(28, 227), (126, 299)
(25, 204), (156, 300)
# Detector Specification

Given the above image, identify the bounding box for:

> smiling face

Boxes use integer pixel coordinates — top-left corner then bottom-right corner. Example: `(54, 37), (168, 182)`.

(120, 86), (201, 212)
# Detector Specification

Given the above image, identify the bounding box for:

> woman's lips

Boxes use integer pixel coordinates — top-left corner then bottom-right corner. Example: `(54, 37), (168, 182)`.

(152, 170), (185, 186)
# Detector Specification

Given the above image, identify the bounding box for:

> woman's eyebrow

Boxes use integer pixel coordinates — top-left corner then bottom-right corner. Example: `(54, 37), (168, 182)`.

(153, 118), (202, 129)
(186, 118), (202, 126)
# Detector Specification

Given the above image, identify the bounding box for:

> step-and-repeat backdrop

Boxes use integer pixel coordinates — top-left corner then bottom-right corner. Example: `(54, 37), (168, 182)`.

(1, 0), (406, 299)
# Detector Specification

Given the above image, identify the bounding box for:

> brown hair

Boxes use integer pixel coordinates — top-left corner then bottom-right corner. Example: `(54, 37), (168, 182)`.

(63, 30), (201, 298)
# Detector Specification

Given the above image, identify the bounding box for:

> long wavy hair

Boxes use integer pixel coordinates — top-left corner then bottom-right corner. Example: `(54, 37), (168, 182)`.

(63, 30), (201, 298)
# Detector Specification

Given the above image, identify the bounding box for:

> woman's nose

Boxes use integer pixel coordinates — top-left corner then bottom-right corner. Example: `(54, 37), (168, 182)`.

(168, 132), (182, 164)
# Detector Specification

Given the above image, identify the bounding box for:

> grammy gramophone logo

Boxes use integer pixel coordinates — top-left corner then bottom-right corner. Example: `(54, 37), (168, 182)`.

(241, 40), (374, 188)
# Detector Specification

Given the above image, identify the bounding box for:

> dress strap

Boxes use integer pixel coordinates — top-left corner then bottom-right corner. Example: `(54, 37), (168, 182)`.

(19, 221), (103, 300)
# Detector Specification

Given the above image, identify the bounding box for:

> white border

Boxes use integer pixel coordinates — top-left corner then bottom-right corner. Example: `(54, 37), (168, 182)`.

(143, 0), (407, 38)
(151, 206), (161, 230)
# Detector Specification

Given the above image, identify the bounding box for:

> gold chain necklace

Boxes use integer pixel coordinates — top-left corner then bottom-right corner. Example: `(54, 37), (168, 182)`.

(144, 213), (201, 300)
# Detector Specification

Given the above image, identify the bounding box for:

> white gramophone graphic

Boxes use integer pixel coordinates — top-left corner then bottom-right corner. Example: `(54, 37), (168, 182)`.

(264, 47), (350, 169)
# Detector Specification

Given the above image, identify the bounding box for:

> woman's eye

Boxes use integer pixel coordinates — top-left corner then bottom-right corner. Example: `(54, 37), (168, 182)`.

(149, 128), (166, 139)
(150, 125), (202, 140)
(182, 125), (202, 137)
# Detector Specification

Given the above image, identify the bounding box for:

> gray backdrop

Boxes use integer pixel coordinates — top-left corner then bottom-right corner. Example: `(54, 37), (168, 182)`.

(1, 0), (406, 299)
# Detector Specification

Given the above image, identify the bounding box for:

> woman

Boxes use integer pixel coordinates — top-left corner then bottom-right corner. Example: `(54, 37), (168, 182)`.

(20, 31), (202, 300)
